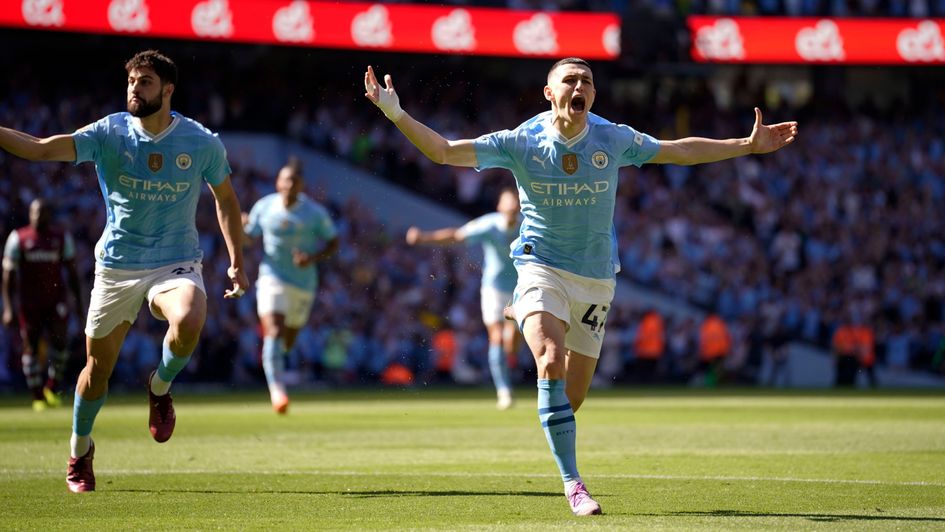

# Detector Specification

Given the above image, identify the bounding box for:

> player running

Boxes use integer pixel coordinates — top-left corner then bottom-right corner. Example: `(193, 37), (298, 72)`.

(242, 158), (338, 414)
(364, 57), (797, 515)
(406, 187), (522, 410)
(3, 198), (85, 410)
(0, 50), (249, 493)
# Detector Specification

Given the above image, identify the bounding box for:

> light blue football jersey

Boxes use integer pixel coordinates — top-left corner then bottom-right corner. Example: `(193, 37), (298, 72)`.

(474, 111), (660, 280)
(73, 112), (231, 270)
(459, 212), (520, 293)
(244, 193), (337, 292)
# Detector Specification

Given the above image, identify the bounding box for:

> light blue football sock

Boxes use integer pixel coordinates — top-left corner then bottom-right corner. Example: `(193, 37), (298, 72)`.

(152, 342), (192, 395)
(72, 392), (107, 437)
(488, 343), (512, 393)
(537, 378), (579, 482)
(262, 336), (287, 390)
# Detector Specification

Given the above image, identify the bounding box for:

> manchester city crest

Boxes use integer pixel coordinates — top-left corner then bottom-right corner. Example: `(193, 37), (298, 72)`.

(176, 153), (193, 170)
(592, 151), (608, 169)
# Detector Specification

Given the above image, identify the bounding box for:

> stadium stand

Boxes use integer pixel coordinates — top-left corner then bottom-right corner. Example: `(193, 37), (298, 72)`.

(1, 27), (943, 391)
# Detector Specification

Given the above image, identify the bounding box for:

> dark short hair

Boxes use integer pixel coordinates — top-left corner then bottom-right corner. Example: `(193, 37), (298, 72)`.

(547, 57), (592, 83)
(125, 50), (178, 86)
(284, 155), (304, 175)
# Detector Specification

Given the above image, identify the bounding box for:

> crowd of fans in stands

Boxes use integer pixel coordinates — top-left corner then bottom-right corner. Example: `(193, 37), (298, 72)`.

(1, 40), (943, 393)
(414, 0), (945, 17)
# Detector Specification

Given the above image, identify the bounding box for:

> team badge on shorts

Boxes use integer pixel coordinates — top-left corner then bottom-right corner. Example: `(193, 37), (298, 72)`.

(562, 153), (578, 175)
(148, 153), (163, 172)
(176, 153), (192, 170)
(592, 151), (608, 169)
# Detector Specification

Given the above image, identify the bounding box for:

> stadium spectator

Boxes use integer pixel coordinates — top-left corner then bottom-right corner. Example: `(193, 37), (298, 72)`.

(2, 198), (84, 410)
(698, 313), (732, 386)
(4, 39), (945, 391)
(631, 309), (665, 382)
(405, 187), (522, 410)
(242, 157), (339, 414)
(853, 321), (877, 388)
(832, 320), (859, 386)
(363, 57), (796, 516)
(0, 50), (249, 493)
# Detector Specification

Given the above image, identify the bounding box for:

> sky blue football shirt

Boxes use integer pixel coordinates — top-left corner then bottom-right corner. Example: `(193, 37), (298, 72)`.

(474, 111), (659, 280)
(458, 211), (520, 293)
(73, 112), (231, 270)
(244, 193), (337, 292)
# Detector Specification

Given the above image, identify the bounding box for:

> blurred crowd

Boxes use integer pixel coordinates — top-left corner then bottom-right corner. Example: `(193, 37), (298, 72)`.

(409, 0), (945, 17)
(308, 67), (945, 381)
(1, 36), (944, 395)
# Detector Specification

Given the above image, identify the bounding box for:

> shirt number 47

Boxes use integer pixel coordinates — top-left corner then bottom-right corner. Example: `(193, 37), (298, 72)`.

(581, 304), (608, 333)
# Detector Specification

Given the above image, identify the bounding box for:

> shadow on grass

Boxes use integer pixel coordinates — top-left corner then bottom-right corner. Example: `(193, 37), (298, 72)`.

(109, 488), (561, 498)
(666, 510), (945, 523)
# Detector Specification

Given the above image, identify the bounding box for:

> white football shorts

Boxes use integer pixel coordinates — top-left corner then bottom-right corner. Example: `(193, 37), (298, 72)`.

(85, 260), (205, 339)
(255, 275), (315, 329)
(511, 262), (615, 359)
(480, 286), (513, 326)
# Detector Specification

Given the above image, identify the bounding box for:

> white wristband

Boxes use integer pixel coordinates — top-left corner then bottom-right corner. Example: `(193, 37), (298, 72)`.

(383, 104), (405, 122)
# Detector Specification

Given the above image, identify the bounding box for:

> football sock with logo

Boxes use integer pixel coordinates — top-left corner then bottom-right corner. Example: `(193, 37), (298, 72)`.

(537, 378), (580, 482)
(262, 336), (287, 396)
(488, 343), (512, 395)
(71, 392), (106, 457)
(150, 342), (192, 396)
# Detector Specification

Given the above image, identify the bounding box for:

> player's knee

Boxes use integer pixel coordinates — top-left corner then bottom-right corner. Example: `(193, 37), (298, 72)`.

(169, 312), (205, 343)
(84, 357), (115, 386)
(265, 324), (284, 339)
(536, 345), (567, 377)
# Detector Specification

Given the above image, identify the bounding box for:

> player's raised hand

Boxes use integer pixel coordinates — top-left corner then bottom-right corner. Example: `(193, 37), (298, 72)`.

(224, 265), (250, 299)
(405, 226), (421, 246)
(364, 65), (405, 122)
(749, 107), (798, 154)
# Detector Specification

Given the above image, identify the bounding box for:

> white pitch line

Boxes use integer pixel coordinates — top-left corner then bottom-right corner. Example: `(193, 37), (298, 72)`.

(3, 469), (944, 488)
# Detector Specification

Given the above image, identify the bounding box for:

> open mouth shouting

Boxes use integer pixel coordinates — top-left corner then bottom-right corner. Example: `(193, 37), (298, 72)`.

(571, 95), (587, 114)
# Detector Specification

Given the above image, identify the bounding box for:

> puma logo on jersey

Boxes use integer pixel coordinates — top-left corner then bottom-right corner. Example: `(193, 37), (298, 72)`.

(124, 151), (134, 163)
(531, 154), (549, 169)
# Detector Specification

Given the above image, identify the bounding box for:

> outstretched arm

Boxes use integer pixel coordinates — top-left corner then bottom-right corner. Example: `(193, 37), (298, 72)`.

(0, 127), (76, 162)
(649, 108), (797, 166)
(405, 226), (464, 246)
(364, 66), (478, 167)
(209, 177), (251, 299)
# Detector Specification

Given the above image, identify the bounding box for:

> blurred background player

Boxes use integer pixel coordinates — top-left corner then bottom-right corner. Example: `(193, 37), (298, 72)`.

(365, 57), (797, 516)
(406, 187), (522, 410)
(242, 158), (339, 414)
(0, 49), (249, 493)
(2, 198), (85, 410)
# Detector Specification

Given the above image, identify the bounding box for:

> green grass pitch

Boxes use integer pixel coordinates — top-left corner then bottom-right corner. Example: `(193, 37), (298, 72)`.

(2, 388), (944, 530)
